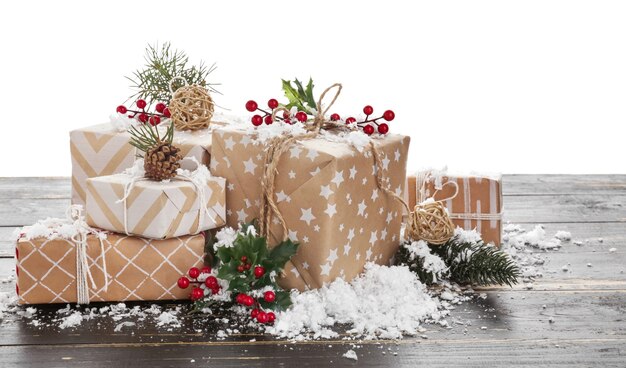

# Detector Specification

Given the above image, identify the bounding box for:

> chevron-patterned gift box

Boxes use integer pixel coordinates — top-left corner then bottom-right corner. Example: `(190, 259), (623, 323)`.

(85, 173), (226, 239)
(16, 233), (204, 304)
(70, 123), (218, 207)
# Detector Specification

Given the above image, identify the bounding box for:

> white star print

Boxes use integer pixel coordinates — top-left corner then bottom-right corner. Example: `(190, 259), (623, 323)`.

(331, 171), (344, 187)
(327, 249), (338, 265)
(392, 234), (397, 241)
(306, 149), (319, 161)
(255, 199), (261, 207)
(288, 170), (296, 179)
(366, 248), (373, 260)
(362, 177), (367, 185)
(243, 158), (257, 174)
(290, 145), (302, 158)
(224, 157), (231, 168)
(302, 262), (309, 270)
(381, 229), (388, 240)
(379, 207), (384, 214)
(381, 156), (390, 170)
(300, 208), (316, 225)
(272, 217), (280, 224)
(325, 203), (337, 218)
(357, 200), (367, 216)
(359, 228), (364, 234)
(210, 160), (218, 170)
(276, 191), (291, 203)
(339, 223), (344, 231)
(395, 185), (403, 196)
(240, 135), (252, 147)
(313, 225), (320, 232)
(356, 252), (361, 261)
(302, 236), (309, 243)
(310, 167), (321, 176)
(227, 209), (232, 216)
(386, 212), (393, 224)
(227, 183), (235, 191)
(371, 189), (379, 201)
(347, 228), (355, 241)
(394, 149), (401, 162)
(320, 185), (333, 199)
(288, 230), (298, 241)
(291, 267), (300, 278)
(256, 153), (263, 161)
(320, 262), (332, 276)
(343, 243), (351, 255)
(224, 137), (236, 150)
(236, 209), (247, 222)
(349, 166), (357, 179)
(244, 199), (251, 207)
(369, 230), (378, 245)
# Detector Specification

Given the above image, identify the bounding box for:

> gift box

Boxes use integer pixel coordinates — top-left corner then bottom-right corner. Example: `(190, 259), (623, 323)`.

(16, 230), (205, 304)
(70, 122), (221, 206)
(85, 172), (226, 239)
(406, 170), (503, 245)
(210, 127), (410, 290)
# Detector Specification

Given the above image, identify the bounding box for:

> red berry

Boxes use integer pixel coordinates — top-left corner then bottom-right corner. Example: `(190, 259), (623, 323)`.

(244, 263), (251, 270)
(236, 293), (246, 304)
(205, 276), (218, 289)
(378, 123), (389, 134)
(267, 312), (276, 323)
(149, 116), (161, 126)
(177, 276), (190, 289)
(254, 266), (265, 278)
(15, 284), (18, 295)
(345, 117), (356, 124)
(188, 267), (200, 279)
(363, 105), (374, 115)
(284, 118), (292, 125)
(155, 103), (166, 113)
(191, 287), (204, 300)
(201, 266), (212, 274)
(256, 311), (269, 323)
(383, 110), (395, 121)
(264, 291), (276, 303)
(211, 286), (220, 295)
(16, 266), (19, 277)
(330, 113), (340, 121)
(240, 256), (248, 263)
(136, 99), (147, 109)
(237, 264), (245, 273)
(245, 100), (258, 112)
(137, 113), (148, 123)
(282, 111), (290, 119)
(251, 308), (260, 319)
(268, 99), (279, 109)
(16, 247), (19, 259)
(251, 115), (263, 126)
(264, 115), (273, 125)
(295, 111), (308, 122)
(163, 107), (171, 118)
(116, 105), (127, 114)
(243, 295), (254, 307)
(363, 125), (375, 135)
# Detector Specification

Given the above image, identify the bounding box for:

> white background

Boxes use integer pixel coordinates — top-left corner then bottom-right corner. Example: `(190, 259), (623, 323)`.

(2, 0), (625, 176)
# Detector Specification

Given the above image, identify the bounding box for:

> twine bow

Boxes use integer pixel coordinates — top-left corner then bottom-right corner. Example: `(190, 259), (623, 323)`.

(67, 205), (108, 304)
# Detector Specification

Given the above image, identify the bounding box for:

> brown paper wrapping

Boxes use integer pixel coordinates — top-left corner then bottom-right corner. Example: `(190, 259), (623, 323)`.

(85, 174), (226, 239)
(406, 173), (503, 245)
(70, 123), (219, 206)
(210, 128), (410, 290)
(16, 233), (204, 304)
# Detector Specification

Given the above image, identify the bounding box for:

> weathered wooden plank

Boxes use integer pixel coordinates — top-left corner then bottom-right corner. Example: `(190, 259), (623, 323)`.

(0, 199), (69, 227)
(0, 177), (70, 199)
(504, 174), (626, 195)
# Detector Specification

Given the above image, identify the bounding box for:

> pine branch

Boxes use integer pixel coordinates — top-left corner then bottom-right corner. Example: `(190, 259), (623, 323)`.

(126, 42), (219, 106)
(395, 244), (440, 285)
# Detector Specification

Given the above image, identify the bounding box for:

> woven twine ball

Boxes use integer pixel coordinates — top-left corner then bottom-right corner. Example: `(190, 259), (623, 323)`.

(406, 201), (455, 245)
(169, 84), (214, 131)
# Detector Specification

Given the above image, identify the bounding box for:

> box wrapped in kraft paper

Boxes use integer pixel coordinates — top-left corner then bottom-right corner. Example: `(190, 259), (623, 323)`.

(85, 173), (226, 239)
(70, 122), (221, 206)
(210, 127), (410, 290)
(406, 171), (503, 246)
(16, 233), (204, 304)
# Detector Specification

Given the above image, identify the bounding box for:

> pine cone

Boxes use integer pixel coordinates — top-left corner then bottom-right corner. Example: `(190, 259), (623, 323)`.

(144, 142), (181, 181)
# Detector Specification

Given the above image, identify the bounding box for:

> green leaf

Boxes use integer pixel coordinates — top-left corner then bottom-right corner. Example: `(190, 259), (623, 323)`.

(269, 239), (300, 270)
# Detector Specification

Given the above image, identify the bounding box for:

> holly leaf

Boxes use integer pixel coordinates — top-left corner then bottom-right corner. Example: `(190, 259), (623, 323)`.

(304, 78), (316, 111)
(269, 239), (300, 270)
(258, 290), (292, 311)
(282, 79), (309, 113)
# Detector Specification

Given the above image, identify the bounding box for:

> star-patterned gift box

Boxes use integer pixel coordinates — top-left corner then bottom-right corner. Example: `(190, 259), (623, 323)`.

(405, 171), (503, 246)
(210, 127), (410, 290)
(16, 233), (204, 304)
(70, 122), (222, 207)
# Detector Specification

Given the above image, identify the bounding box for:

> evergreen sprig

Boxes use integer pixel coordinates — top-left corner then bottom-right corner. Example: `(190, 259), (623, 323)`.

(126, 42), (219, 106)
(128, 122), (174, 154)
(396, 236), (520, 287)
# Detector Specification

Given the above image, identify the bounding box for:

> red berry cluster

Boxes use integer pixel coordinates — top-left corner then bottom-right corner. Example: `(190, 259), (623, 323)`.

(177, 266), (221, 301)
(235, 291), (277, 324)
(245, 99), (395, 135)
(246, 99), (308, 126)
(340, 105), (395, 136)
(116, 99), (171, 126)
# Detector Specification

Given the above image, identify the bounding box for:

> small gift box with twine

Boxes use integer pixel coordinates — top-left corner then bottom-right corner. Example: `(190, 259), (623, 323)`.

(15, 206), (205, 304)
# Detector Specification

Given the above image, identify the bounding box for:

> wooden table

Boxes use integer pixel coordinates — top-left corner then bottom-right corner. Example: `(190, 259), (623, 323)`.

(0, 175), (625, 367)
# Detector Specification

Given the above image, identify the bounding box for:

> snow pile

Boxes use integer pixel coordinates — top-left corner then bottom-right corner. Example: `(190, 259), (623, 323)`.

(342, 349), (358, 361)
(268, 263), (442, 340)
(402, 240), (448, 282)
(14, 205), (106, 242)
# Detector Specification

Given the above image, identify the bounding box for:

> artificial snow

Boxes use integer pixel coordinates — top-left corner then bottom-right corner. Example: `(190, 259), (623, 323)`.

(342, 349), (358, 361)
(554, 231), (572, 241)
(156, 311), (180, 327)
(59, 311), (84, 329)
(267, 263), (441, 340)
(402, 240), (448, 282)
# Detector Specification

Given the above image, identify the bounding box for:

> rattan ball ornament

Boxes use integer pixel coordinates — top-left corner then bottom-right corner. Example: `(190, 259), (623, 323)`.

(168, 77), (214, 131)
(405, 200), (455, 245)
